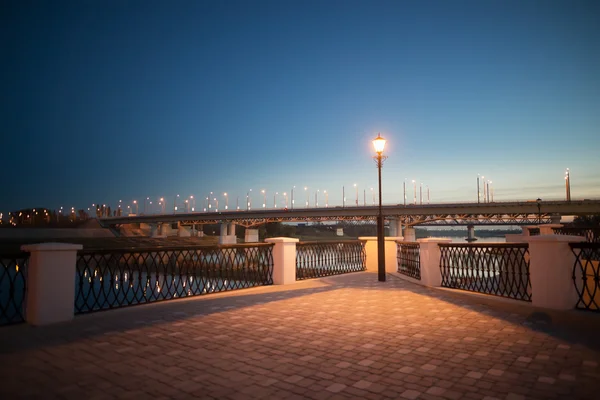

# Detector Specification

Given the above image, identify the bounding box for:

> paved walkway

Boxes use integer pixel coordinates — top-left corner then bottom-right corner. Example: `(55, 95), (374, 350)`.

(1, 272), (600, 400)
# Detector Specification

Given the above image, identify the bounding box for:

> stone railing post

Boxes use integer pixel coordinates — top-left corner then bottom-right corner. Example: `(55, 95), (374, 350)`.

(20, 243), (83, 326)
(358, 236), (403, 274)
(527, 234), (586, 310)
(416, 238), (452, 287)
(264, 237), (299, 284)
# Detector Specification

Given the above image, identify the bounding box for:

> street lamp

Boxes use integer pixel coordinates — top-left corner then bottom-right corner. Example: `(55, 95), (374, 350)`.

(214, 198), (218, 212)
(315, 189), (319, 207)
(291, 186), (295, 209)
(420, 183), (423, 205)
(174, 194), (179, 212)
(354, 183), (358, 206)
(373, 133), (387, 282)
(190, 195), (195, 212)
(304, 187), (309, 207)
(247, 189), (252, 210)
(371, 187), (375, 206)
(283, 192), (288, 208)
(261, 189), (266, 208)
(133, 200), (138, 214)
(536, 198), (542, 224)
(224, 193), (228, 210)
(565, 168), (571, 201)
(274, 192), (278, 208)
(412, 180), (416, 204)
(403, 179), (407, 206)
(324, 190), (328, 207)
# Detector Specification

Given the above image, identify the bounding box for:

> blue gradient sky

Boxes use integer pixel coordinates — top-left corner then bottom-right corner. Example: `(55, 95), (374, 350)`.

(2, 0), (599, 213)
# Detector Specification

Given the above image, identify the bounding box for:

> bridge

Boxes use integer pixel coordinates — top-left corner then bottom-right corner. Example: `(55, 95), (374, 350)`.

(99, 199), (600, 241)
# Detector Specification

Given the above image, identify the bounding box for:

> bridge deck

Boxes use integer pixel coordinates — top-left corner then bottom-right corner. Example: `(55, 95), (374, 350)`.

(1, 272), (599, 399)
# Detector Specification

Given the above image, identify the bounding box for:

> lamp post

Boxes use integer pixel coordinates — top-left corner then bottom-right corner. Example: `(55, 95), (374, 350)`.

(343, 186), (345, 208)
(304, 187), (309, 208)
(274, 192), (278, 208)
(214, 198), (218, 212)
(315, 190), (319, 207)
(373, 133), (387, 282)
(262, 189), (266, 208)
(536, 198), (542, 224)
(190, 195), (195, 212)
(133, 200), (138, 214)
(371, 187), (375, 205)
(420, 183), (423, 205)
(403, 179), (407, 206)
(291, 186), (295, 209)
(224, 193), (228, 210)
(283, 192), (288, 208)
(565, 168), (571, 201)
(412, 180), (416, 204)
(354, 183), (358, 206)
(144, 197), (149, 214)
(247, 189), (252, 210)
(477, 174), (480, 203)
(174, 194), (179, 212)
(324, 190), (328, 207)
(427, 185), (430, 204)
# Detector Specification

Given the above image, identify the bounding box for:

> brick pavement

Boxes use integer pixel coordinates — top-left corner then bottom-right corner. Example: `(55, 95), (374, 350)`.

(1, 271), (599, 400)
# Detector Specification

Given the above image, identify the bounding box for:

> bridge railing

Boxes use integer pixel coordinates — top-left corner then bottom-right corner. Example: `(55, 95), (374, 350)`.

(75, 244), (274, 314)
(554, 227), (600, 243)
(570, 243), (600, 312)
(439, 243), (531, 302)
(0, 252), (29, 326)
(295, 241), (366, 280)
(397, 242), (420, 280)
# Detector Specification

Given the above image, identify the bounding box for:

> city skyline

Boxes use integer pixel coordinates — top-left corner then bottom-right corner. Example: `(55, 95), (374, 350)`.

(2, 0), (599, 212)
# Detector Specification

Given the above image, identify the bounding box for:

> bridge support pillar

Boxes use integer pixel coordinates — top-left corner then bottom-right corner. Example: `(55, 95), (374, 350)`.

(403, 227), (416, 242)
(177, 223), (191, 237)
(550, 215), (562, 224)
(466, 224), (477, 242)
(228, 223), (236, 236)
(218, 223), (236, 244)
(389, 218), (403, 237)
(245, 228), (259, 243)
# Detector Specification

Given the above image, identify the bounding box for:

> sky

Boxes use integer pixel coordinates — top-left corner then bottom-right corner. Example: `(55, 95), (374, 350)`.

(2, 0), (599, 214)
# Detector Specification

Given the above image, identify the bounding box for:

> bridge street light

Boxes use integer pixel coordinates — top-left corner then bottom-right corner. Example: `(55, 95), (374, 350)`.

(354, 183), (358, 206)
(224, 193), (228, 210)
(412, 180), (416, 205)
(262, 189), (266, 208)
(283, 192), (288, 208)
(291, 186), (295, 210)
(274, 192), (278, 208)
(174, 194), (179, 212)
(373, 133), (388, 282)
(536, 198), (542, 224)
(304, 187), (309, 208)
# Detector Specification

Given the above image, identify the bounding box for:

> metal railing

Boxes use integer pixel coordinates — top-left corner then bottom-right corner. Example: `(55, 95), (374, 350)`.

(0, 253), (29, 326)
(554, 227), (600, 243)
(439, 243), (531, 301)
(570, 243), (600, 311)
(75, 244), (273, 314)
(296, 241), (366, 280)
(397, 242), (420, 280)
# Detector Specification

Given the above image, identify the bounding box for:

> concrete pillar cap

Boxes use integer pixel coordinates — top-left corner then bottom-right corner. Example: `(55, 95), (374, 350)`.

(264, 237), (300, 243)
(21, 243), (83, 252)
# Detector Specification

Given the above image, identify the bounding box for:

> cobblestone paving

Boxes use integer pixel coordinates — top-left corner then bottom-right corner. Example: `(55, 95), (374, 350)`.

(1, 271), (600, 399)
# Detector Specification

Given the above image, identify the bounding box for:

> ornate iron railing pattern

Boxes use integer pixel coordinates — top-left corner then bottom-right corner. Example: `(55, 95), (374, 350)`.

(0, 253), (29, 326)
(554, 228), (600, 243)
(296, 241), (366, 280)
(397, 242), (421, 280)
(439, 243), (531, 301)
(75, 244), (273, 314)
(570, 243), (600, 311)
